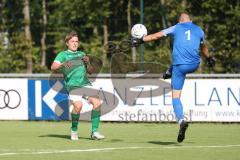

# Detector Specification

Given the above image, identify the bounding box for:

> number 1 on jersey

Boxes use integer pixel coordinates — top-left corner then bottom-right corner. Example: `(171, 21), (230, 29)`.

(185, 30), (190, 40)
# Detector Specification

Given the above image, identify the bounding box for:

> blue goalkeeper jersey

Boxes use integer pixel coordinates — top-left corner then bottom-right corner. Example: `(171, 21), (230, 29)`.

(162, 22), (204, 65)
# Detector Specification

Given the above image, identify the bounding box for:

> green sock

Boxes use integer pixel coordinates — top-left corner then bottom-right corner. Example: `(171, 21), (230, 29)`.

(91, 110), (101, 133)
(71, 113), (80, 132)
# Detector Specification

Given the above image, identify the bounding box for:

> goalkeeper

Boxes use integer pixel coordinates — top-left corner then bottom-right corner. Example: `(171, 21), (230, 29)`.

(51, 31), (105, 141)
(132, 13), (215, 143)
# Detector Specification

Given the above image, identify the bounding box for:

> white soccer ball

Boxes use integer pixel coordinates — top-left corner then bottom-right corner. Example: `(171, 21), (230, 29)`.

(131, 24), (147, 39)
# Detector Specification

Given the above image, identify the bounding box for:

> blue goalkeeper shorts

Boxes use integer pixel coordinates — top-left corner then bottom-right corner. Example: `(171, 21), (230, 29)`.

(171, 63), (199, 90)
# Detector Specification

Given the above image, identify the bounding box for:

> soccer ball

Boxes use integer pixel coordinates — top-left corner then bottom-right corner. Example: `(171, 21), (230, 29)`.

(131, 24), (147, 39)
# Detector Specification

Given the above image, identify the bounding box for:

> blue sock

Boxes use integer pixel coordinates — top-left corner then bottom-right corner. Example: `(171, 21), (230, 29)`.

(172, 98), (184, 122)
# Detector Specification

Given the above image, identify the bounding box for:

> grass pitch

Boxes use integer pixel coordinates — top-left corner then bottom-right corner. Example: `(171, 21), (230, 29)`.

(0, 121), (239, 160)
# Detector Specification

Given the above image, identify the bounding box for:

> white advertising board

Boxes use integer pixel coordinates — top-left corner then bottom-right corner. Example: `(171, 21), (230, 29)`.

(0, 79), (28, 120)
(85, 78), (240, 122)
(0, 77), (239, 122)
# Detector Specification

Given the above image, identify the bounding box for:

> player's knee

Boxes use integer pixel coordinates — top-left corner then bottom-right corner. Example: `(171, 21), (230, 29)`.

(92, 98), (101, 110)
(72, 102), (83, 113)
(172, 90), (182, 99)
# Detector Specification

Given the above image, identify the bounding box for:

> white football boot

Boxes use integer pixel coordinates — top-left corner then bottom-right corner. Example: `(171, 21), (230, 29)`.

(71, 130), (79, 141)
(91, 132), (105, 140)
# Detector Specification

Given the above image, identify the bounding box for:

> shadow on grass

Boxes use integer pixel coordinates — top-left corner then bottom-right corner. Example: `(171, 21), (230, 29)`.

(38, 134), (92, 140)
(148, 141), (178, 145)
(105, 139), (124, 143)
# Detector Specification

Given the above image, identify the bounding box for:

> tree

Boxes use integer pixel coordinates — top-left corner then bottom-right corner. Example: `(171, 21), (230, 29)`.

(127, 0), (137, 63)
(0, 0), (238, 73)
(40, 0), (47, 67)
(23, 0), (32, 73)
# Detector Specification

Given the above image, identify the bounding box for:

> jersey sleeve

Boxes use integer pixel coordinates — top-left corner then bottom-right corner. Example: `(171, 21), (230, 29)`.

(161, 25), (176, 36)
(200, 29), (205, 44)
(54, 52), (65, 64)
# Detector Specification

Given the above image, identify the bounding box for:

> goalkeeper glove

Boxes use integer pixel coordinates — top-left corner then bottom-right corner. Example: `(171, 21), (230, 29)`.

(206, 56), (215, 68)
(130, 37), (144, 47)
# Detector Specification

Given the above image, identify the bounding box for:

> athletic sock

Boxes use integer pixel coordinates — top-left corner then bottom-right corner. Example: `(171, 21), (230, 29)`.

(71, 113), (80, 132)
(172, 98), (184, 123)
(91, 110), (101, 133)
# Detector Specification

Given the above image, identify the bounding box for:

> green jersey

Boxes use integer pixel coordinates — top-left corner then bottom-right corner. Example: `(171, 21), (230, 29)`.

(53, 50), (91, 91)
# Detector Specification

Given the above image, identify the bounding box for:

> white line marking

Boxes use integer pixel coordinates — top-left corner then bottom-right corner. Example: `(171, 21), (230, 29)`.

(0, 153), (17, 156)
(0, 145), (239, 156)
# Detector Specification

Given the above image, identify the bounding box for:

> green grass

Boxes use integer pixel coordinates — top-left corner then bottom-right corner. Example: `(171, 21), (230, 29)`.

(0, 121), (239, 160)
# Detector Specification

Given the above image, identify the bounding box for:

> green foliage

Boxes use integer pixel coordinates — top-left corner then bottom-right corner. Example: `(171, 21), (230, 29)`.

(80, 36), (103, 57)
(0, 0), (239, 73)
(191, 0), (240, 73)
(0, 32), (27, 73)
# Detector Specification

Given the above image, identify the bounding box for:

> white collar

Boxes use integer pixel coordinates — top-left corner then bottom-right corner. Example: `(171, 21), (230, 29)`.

(67, 49), (78, 53)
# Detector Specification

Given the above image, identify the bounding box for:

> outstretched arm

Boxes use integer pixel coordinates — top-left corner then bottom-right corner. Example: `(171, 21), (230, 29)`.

(131, 25), (175, 47)
(143, 31), (165, 42)
(143, 25), (175, 42)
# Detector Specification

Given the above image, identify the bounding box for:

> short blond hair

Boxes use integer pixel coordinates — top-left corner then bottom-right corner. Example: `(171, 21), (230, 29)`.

(65, 31), (78, 43)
